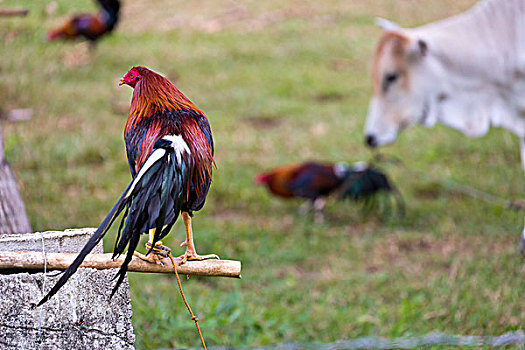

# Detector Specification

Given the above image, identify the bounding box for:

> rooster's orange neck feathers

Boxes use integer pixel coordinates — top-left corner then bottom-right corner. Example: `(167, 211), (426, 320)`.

(125, 67), (203, 135)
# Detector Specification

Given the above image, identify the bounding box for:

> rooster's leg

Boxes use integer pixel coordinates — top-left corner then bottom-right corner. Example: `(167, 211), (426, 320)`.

(313, 198), (325, 223)
(179, 212), (219, 263)
(87, 40), (97, 52)
(298, 201), (312, 216)
(133, 228), (170, 265)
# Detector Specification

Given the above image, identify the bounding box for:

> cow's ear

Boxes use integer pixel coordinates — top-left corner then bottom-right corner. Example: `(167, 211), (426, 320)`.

(407, 38), (428, 61)
(375, 17), (400, 32)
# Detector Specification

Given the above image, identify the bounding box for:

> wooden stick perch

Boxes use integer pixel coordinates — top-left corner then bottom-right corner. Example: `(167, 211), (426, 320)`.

(0, 9), (29, 17)
(0, 251), (241, 278)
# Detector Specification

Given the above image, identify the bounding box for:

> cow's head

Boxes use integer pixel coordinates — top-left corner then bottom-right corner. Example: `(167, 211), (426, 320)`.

(364, 21), (438, 148)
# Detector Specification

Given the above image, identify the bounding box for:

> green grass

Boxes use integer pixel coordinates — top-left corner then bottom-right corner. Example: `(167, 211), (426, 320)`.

(1, 0), (523, 348)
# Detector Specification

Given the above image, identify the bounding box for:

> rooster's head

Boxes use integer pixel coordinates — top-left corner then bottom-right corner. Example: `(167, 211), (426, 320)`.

(119, 67), (142, 88)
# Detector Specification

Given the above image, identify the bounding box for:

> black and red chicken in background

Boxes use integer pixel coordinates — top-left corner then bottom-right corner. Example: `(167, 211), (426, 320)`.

(47, 0), (120, 49)
(37, 66), (218, 306)
(255, 161), (403, 222)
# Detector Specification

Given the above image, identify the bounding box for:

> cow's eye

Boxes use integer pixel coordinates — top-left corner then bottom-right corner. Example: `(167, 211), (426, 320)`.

(385, 73), (399, 83)
(382, 72), (400, 92)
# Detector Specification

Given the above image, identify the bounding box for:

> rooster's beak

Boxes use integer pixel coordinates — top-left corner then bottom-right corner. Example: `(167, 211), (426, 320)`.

(119, 79), (125, 86)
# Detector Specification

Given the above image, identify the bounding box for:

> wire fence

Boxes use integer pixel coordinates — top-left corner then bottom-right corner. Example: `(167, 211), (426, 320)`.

(160, 331), (525, 350)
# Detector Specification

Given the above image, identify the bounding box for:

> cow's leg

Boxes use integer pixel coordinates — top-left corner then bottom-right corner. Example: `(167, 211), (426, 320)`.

(521, 139), (525, 254)
(521, 138), (525, 171)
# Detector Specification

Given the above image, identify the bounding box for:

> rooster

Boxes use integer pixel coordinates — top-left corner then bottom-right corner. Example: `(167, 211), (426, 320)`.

(255, 161), (402, 222)
(37, 66), (218, 306)
(338, 162), (404, 217)
(46, 0), (120, 49)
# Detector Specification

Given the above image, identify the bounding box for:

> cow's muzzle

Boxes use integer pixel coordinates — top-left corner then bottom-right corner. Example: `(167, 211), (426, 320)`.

(365, 134), (378, 148)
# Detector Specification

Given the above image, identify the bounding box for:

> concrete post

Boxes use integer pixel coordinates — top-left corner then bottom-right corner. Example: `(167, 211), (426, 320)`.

(0, 229), (135, 349)
(0, 125), (32, 235)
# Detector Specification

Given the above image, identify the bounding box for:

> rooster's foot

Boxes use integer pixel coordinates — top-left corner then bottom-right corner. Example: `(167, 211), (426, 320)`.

(178, 249), (219, 264)
(133, 241), (171, 265)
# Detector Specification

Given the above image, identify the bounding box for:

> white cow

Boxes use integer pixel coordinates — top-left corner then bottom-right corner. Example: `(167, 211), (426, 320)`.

(363, 0), (525, 249)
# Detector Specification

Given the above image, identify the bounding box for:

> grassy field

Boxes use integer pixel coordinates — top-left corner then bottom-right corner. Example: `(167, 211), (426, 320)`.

(1, 0), (523, 348)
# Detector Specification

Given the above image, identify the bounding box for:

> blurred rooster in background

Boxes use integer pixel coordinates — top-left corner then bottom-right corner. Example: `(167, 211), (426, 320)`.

(38, 66), (218, 306)
(47, 0), (120, 49)
(255, 161), (402, 222)
(338, 162), (404, 218)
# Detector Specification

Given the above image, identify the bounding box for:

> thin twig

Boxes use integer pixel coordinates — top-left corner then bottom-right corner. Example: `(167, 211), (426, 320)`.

(168, 253), (207, 350)
(0, 9), (29, 17)
(372, 152), (525, 212)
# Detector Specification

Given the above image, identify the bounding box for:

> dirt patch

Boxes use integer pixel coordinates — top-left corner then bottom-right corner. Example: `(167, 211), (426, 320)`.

(397, 236), (432, 252)
(61, 44), (91, 68)
(121, 1), (321, 33)
(243, 115), (283, 129)
(329, 59), (353, 72)
(4, 30), (21, 45)
(367, 233), (516, 278)
(312, 91), (346, 103)
(56, 115), (82, 132)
